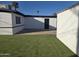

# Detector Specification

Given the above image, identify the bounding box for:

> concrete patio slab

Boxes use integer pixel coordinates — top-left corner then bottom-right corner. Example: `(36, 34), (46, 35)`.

(17, 29), (56, 35)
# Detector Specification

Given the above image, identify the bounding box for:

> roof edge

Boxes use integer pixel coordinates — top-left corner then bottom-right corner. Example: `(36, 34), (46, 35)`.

(0, 8), (57, 18)
(24, 15), (57, 17)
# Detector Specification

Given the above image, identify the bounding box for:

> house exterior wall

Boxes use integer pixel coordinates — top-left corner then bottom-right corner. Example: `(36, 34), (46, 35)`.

(0, 28), (13, 35)
(12, 13), (24, 34)
(0, 11), (56, 35)
(0, 12), (13, 35)
(24, 17), (56, 30)
(57, 5), (79, 55)
(0, 12), (24, 35)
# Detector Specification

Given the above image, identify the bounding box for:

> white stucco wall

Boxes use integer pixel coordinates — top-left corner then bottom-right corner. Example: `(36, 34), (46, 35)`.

(49, 18), (57, 29)
(57, 5), (79, 55)
(24, 17), (56, 30)
(12, 13), (24, 34)
(0, 12), (13, 35)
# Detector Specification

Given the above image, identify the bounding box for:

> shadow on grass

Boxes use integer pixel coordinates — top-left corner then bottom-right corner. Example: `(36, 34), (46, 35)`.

(70, 54), (78, 57)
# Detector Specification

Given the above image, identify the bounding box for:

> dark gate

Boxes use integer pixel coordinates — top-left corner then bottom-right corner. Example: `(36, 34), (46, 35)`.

(44, 19), (49, 29)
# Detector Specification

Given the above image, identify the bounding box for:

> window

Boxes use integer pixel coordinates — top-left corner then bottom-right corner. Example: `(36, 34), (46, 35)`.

(16, 16), (21, 24)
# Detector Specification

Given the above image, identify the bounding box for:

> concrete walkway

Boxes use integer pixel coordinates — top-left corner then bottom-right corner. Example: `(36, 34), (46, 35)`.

(17, 29), (56, 35)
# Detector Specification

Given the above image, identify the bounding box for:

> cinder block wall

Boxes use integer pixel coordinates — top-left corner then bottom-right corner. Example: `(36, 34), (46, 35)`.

(57, 5), (79, 55)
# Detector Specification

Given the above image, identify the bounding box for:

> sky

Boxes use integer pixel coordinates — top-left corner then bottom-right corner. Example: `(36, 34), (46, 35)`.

(0, 1), (78, 16)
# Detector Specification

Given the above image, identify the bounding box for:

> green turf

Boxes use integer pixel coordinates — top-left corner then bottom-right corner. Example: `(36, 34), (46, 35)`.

(0, 35), (77, 57)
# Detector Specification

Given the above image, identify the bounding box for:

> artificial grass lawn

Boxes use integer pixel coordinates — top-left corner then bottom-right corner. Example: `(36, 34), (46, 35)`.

(0, 35), (77, 57)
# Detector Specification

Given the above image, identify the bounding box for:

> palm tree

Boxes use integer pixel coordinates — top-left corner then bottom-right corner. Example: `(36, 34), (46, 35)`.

(37, 10), (39, 14)
(8, 5), (12, 10)
(11, 1), (19, 11)
(53, 13), (57, 16)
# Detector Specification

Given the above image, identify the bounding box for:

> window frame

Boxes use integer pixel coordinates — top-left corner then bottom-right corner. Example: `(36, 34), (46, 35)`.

(15, 16), (21, 24)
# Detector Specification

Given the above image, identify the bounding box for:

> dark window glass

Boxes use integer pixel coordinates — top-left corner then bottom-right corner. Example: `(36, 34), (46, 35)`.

(16, 16), (21, 24)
